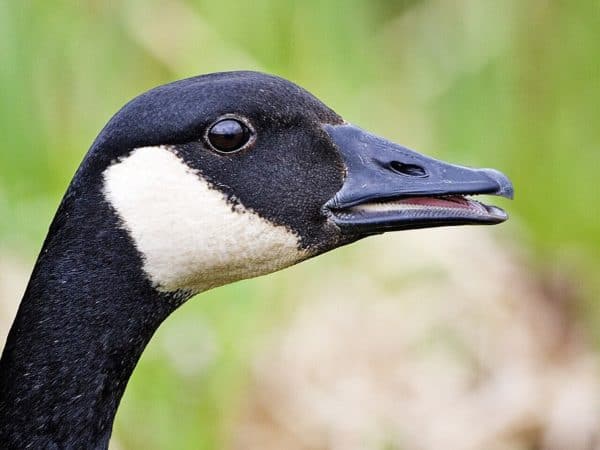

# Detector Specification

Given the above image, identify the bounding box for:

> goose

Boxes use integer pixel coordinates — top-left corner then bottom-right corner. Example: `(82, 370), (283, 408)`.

(0, 71), (513, 449)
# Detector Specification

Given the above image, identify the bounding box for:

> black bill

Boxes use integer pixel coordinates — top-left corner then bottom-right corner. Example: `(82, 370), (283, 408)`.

(324, 124), (514, 234)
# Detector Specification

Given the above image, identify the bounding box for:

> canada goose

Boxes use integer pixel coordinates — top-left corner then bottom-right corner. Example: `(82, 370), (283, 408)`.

(0, 71), (512, 449)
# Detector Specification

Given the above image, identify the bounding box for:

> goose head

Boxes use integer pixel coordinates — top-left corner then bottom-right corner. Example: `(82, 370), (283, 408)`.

(92, 71), (513, 296)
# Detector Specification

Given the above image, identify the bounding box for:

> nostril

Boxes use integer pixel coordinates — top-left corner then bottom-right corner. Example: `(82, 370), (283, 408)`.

(389, 161), (427, 177)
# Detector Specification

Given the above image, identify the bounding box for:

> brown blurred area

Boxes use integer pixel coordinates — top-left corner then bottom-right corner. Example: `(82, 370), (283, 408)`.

(232, 228), (600, 450)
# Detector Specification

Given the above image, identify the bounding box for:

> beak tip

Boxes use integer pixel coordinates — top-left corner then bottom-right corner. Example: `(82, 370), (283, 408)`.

(481, 168), (514, 200)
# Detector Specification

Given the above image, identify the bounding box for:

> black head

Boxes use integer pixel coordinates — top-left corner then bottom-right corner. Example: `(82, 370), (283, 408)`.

(91, 71), (346, 250)
(74, 70), (512, 294)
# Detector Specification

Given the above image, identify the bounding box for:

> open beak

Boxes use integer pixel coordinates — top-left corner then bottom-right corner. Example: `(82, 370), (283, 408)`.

(324, 124), (514, 234)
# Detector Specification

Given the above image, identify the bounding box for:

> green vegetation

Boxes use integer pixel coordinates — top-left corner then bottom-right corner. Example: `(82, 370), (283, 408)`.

(1, 1), (598, 448)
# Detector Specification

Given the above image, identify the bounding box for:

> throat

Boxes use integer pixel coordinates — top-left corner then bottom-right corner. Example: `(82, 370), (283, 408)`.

(0, 181), (184, 449)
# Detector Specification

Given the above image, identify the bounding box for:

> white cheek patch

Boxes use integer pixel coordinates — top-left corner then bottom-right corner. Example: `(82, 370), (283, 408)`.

(103, 146), (306, 294)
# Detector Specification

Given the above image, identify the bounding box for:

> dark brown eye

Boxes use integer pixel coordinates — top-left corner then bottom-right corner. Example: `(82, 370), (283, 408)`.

(206, 118), (252, 152)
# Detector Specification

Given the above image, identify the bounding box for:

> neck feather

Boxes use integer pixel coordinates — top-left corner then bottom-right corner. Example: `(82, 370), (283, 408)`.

(0, 175), (182, 449)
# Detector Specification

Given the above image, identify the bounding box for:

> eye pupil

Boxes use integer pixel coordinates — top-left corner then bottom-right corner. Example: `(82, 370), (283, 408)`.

(207, 119), (251, 152)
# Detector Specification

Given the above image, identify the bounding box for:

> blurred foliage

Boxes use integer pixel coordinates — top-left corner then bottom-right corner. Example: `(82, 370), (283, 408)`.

(1, 0), (599, 448)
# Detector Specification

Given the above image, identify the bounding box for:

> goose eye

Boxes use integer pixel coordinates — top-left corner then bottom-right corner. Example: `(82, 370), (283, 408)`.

(206, 118), (252, 152)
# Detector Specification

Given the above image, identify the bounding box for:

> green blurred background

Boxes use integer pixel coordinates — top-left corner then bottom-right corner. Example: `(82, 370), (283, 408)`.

(1, 0), (599, 449)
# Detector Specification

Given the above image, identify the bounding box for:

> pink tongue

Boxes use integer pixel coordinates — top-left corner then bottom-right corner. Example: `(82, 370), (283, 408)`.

(398, 196), (472, 209)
